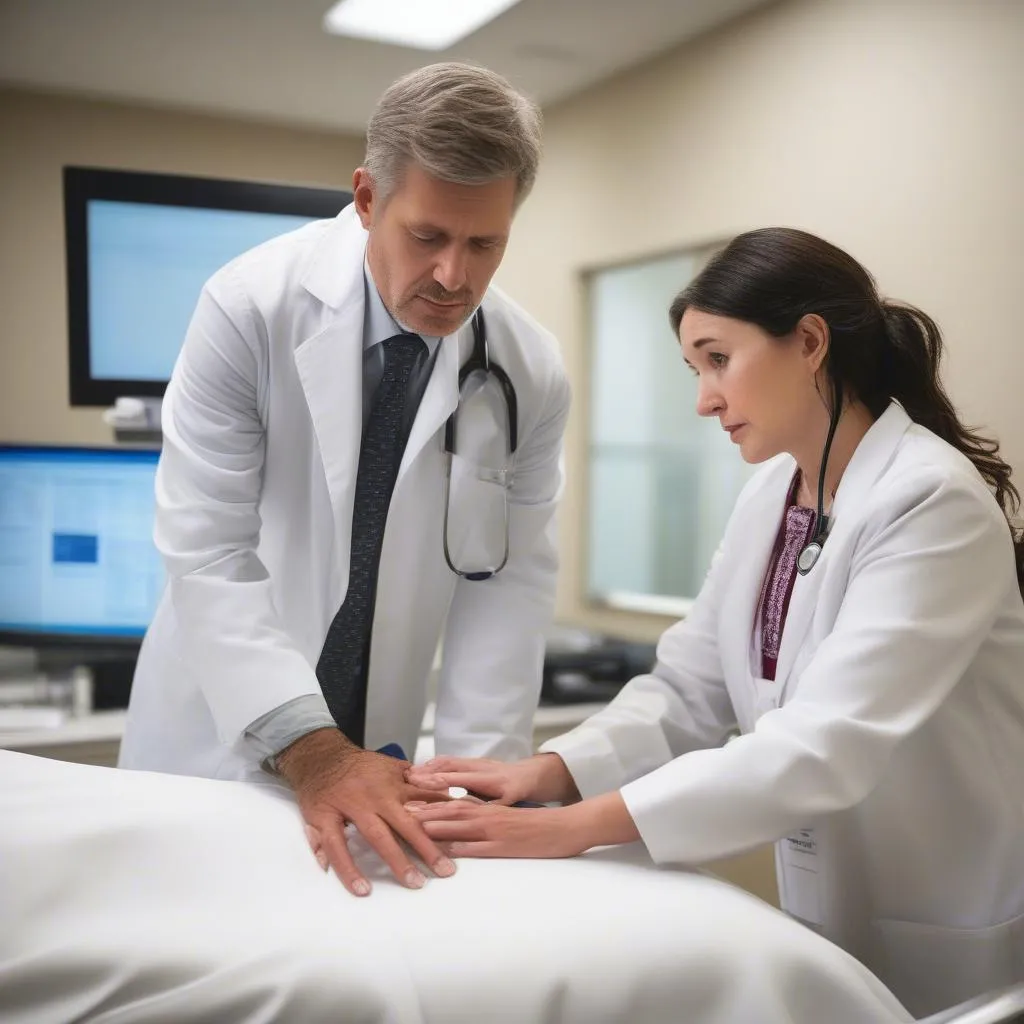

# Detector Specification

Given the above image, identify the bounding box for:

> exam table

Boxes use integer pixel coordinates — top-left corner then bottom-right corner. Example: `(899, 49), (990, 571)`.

(0, 749), (1015, 1024)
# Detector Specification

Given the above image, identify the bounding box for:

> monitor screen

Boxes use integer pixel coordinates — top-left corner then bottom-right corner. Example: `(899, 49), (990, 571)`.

(65, 167), (352, 406)
(0, 446), (164, 645)
(87, 201), (319, 384)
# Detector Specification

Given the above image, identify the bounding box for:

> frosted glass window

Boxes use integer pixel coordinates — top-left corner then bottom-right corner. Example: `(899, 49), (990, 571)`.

(586, 247), (755, 615)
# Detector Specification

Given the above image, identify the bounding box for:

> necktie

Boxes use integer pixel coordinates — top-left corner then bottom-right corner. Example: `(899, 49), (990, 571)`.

(316, 333), (426, 745)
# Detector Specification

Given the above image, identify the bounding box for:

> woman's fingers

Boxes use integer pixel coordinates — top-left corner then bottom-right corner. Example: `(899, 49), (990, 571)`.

(407, 802), (581, 860)
(410, 770), (516, 802)
(447, 842), (506, 858)
(418, 756), (496, 773)
(405, 799), (489, 820)
(404, 782), (457, 802)
(406, 757), (500, 786)
(418, 818), (489, 842)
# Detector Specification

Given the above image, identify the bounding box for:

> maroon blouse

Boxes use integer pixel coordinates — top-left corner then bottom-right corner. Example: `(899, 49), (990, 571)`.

(759, 474), (817, 681)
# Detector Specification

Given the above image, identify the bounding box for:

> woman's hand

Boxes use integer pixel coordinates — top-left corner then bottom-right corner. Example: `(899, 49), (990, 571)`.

(405, 752), (580, 806)
(406, 791), (641, 859)
(405, 801), (586, 858)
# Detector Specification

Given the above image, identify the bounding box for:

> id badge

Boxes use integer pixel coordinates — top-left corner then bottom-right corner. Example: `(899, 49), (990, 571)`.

(781, 827), (822, 928)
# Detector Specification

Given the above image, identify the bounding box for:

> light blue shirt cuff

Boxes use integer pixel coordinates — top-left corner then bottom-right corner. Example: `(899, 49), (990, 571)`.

(244, 693), (337, 765)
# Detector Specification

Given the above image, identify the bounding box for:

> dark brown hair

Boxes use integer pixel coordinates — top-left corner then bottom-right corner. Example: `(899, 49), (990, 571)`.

(669, 227), (1023, 594)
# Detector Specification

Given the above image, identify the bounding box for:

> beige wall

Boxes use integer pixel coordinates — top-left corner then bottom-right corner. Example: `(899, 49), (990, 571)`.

(0, 89), (364, 444)
(496, 0), (1024, 643)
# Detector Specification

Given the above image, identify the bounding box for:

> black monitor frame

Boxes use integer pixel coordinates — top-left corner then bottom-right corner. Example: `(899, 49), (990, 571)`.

(0, 443), (161, 651)
(63, 166), (351, 407)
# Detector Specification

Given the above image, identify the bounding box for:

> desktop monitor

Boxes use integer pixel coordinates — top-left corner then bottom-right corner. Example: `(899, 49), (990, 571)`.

(0, 446), (164, 648)
(64, 166), (352, 406)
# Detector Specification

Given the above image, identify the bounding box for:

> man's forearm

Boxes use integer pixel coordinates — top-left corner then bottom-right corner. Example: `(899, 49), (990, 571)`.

(274, 727), (361, 791)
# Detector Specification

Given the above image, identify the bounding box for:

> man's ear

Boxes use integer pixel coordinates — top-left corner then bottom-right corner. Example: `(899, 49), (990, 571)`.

(796, 313), (830, 374)
(352, 167), (375, 230)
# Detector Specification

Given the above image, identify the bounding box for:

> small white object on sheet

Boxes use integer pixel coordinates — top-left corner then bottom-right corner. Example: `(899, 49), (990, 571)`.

(0, 750), (912, 1024)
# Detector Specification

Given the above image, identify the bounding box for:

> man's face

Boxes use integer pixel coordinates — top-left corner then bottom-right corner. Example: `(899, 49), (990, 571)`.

(354, 163), (516, 337)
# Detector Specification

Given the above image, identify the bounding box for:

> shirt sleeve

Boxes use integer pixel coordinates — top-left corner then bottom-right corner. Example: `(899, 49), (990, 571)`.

(245, 694), (338, 765)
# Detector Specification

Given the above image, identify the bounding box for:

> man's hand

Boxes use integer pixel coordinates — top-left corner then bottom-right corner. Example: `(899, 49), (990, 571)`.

(405, 752), (580, 806)
(275, 728), (454, 897)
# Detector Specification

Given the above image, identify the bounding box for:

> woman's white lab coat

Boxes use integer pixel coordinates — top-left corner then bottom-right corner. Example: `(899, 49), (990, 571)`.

(120, 205), (570, 782)
(544, 403), (1024, 1017)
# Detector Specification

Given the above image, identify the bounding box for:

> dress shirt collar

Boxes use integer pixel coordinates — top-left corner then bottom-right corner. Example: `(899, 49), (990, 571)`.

(362, 257), (440, 356)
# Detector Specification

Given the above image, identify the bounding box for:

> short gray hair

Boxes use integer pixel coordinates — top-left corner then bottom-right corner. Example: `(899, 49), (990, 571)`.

(364, 62), (542, 208)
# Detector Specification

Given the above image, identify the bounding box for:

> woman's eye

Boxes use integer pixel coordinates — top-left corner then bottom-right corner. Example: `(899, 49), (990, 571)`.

(708, 352), (728, 368)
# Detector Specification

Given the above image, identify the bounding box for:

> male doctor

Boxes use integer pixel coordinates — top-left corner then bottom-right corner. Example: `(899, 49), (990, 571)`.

(119, 63), (571, 899)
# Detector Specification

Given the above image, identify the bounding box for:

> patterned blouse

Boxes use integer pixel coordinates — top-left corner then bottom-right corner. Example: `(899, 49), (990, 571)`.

(760, 474), (817, 681)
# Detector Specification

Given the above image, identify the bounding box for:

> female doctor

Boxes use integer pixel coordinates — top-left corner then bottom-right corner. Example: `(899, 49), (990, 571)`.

(404, 228), (1024, 1018)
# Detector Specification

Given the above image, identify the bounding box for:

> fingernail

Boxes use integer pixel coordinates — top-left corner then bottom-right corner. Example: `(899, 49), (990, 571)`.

(405, 801), (426, 811)
(352, 879), (371, 897)
(405, 869), (426, 889)
(316, 850), (329, 872)
(434, 856), (456, 877)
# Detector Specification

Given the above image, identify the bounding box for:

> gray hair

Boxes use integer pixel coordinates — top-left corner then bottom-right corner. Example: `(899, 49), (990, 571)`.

(364, 62), (542, 208)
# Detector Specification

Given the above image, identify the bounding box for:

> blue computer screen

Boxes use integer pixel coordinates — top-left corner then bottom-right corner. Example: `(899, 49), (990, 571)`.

(87, 200), (320, 382)
(0, 447), (164, 640)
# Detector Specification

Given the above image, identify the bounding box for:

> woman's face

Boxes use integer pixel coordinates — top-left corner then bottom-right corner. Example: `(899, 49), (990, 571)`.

(678, 308), (823, 464)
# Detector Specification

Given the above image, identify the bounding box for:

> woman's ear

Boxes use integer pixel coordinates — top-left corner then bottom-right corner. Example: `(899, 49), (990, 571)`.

(796, 314), (830, 374)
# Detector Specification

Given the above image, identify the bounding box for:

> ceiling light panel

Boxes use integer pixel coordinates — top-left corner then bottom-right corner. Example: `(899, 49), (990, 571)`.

(323, 0), (524, 51)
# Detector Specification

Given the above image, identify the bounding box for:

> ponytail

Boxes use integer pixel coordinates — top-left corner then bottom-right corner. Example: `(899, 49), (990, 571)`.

(880, 301), (1024, 595)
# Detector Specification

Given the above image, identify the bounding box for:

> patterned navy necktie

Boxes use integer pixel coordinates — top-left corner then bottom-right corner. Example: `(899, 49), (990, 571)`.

(316, 333), (425, 745)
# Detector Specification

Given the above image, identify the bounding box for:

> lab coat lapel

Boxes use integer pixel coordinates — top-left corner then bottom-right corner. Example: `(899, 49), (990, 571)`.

(293, 209), (367, 572)
(722, 465), (793, 687)
(773, 402), (912, 695)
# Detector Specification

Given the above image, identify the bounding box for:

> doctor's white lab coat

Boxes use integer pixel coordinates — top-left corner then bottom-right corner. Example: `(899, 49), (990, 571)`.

(120, 205), (570, 781)
(544, 403), (1024, 1018)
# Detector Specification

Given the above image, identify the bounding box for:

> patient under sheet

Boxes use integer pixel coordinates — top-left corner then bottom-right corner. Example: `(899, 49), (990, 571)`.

(0, 750), (913, 1024)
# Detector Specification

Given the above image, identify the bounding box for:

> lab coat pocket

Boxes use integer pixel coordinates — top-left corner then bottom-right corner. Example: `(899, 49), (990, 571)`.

(445, 453), (511, 576)
(868, 911), (1024, 1017)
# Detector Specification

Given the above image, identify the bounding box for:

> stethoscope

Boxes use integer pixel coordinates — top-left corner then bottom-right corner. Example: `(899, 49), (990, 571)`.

(442, 309), (518, 581)
(796, 380), (842, 576)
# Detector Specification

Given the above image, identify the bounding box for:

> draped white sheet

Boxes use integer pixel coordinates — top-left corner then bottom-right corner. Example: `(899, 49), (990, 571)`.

(0, 750), (912, 1024)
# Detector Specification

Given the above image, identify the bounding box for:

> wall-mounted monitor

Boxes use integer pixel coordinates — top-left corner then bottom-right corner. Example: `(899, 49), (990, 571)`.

(0, 445), (163, 648)
(63, 166), (352, 406)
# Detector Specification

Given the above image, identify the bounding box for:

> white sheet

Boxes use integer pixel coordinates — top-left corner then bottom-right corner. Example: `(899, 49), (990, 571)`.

(0, 750), (912, 1024)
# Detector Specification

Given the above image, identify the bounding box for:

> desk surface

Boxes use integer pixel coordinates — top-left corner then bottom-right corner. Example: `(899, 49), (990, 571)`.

(0, 708), (127, 751)
(0, 702), (606, 754)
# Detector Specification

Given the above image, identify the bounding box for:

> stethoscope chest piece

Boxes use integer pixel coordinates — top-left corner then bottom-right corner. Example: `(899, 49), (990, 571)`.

(796, 540), (823, 576)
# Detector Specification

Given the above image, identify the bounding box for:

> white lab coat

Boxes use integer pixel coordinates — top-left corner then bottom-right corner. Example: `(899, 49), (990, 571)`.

(120, 205), (570, 782)
(544, 402), (1024, 1018)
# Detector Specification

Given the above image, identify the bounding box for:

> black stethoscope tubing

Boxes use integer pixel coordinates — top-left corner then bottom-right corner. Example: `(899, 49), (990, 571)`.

(796, 380), (841, 576)
(442, 309), (518, 581)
